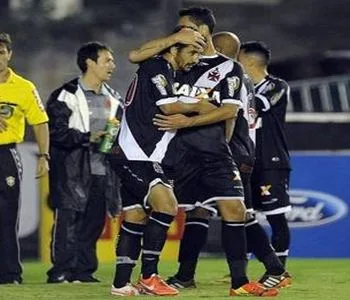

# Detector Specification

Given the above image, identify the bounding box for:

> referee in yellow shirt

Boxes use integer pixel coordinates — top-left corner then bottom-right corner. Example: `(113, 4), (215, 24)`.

(0, 33), (49, 284)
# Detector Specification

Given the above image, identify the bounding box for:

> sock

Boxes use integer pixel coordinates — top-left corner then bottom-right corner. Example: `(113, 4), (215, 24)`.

(176, 218), (209, 281)
(277, 255), (287, 267)
(113, 221), (144, 288)
(245, 218), (284, 275)
(222, 221), (249, 289)
(266, 214), (290, 267)
(141, 212), (174, 279)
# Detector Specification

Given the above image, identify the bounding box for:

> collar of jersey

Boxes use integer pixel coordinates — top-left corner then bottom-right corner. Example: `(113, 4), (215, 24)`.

(254, 76), (268, 88)
(4, 68), (15, 84)
(78, 76), (113, 97)
(78, 77), (106, 95)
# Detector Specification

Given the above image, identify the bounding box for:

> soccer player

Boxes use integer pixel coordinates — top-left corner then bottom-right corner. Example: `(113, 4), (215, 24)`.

(129, 7), (278, 297)
(238, 41), (292, 269)
(109, 37), (214, 296)
(0, 32), (49, 284)
(214, 32), (291, 288)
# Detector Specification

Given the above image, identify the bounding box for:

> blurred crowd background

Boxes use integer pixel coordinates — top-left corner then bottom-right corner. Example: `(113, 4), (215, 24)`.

(1, 0), (350, 100)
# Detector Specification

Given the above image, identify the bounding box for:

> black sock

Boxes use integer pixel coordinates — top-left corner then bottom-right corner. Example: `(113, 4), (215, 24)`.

(113, 221), (144, 288)
(267, 214), (290, 267)
(141, 212), (174, 279)
(176, 218), (209, 281)
(245, 219), (284, 275)
(222, 221), (249, 289)
(277, 255), (287, 267)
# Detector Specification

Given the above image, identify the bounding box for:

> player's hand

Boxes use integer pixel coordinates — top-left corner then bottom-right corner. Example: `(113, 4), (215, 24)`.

(153, 114), (193, 130)
(174, 28), (206, 52)
(0, 116), (8, 132)
(89, 130), (106, 143)
(36, 157), (49, 178)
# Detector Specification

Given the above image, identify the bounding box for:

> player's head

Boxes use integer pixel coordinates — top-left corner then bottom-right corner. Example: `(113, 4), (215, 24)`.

(162, 27), (201, 71)
(175, 44), (201, 71)
(0, 33), (12, 52)
(166, 44), (201, 72)
(0, 33), (13, 71)
(77, 41), (115, 81)
(177, 7), (216, 38)
(212, 31), (241, 59)
(239, 41), (271, 70)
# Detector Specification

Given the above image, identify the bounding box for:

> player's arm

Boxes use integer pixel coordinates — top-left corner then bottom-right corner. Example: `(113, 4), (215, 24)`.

(225, 117), (236, 142)
(23, 83), (50, 178)
(32, 122), (50, 178)
(154, 63), (244, 131)
(149, 60), (215, 117)
(158, 97), (216, 115)
(255, 79), (289, 114)
(154, 103), (239, 131)
(128, 28), (206, 63)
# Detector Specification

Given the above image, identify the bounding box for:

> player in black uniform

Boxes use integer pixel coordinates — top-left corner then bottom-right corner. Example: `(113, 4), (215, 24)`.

(213, 32), (291, 289)
(109, 39), (216, 296)
(129, 7), (278, 298)
(155, 31), (290, 290)
(239, 41), (292, 269)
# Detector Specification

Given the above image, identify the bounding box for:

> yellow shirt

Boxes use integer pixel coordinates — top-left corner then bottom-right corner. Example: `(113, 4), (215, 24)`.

(0, 68), (48, 144)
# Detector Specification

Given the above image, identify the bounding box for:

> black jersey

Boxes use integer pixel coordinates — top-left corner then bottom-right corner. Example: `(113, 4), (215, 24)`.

(229, 74), (256, 167)
(254, 74), (291, 169)
(164, 54), (244, 165)
(118, 56), (177, 162)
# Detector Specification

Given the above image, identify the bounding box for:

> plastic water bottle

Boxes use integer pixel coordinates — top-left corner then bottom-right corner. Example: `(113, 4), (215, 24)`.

(99, 118), (120, 153)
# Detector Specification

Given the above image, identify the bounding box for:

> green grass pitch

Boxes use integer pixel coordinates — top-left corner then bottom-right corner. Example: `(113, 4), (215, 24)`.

(0, 259), (349, 299)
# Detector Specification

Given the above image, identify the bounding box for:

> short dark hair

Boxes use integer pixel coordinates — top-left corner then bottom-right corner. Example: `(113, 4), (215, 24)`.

(0, 33), (12, 51)
(240, 41), (271, 65)
(179, 7), (216, 33)
(77, 41), (112, 73)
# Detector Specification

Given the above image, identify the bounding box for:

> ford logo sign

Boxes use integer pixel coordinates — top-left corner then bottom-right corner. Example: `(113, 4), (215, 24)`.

(256, 189), (348, 228)
(286, 189), (348, 227)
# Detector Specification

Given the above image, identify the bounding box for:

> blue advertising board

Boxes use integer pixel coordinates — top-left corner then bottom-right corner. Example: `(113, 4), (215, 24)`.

(259, 152), (350, 258)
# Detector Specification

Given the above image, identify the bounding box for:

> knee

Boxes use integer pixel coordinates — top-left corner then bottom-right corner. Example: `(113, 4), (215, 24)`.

(124, 209), (148, 224)
(152, 199), (178, 216)
(148, 184), (178, 216)
(219, 200), (246, 222)
(155, 203), (178, 216)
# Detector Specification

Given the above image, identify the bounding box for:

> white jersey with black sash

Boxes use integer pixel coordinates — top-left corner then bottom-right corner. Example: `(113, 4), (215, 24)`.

(118, 56), (177, 163)
(163, 54), (244, 167)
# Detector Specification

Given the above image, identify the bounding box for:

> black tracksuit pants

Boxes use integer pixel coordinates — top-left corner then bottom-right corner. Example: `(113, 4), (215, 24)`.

(0, 144), (23, 283)
(47, 175), (107, 279)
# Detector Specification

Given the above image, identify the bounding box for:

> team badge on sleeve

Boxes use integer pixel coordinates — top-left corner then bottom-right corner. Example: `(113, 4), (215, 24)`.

(227, 76), (240, 97)
(151, 74), (168, 96)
